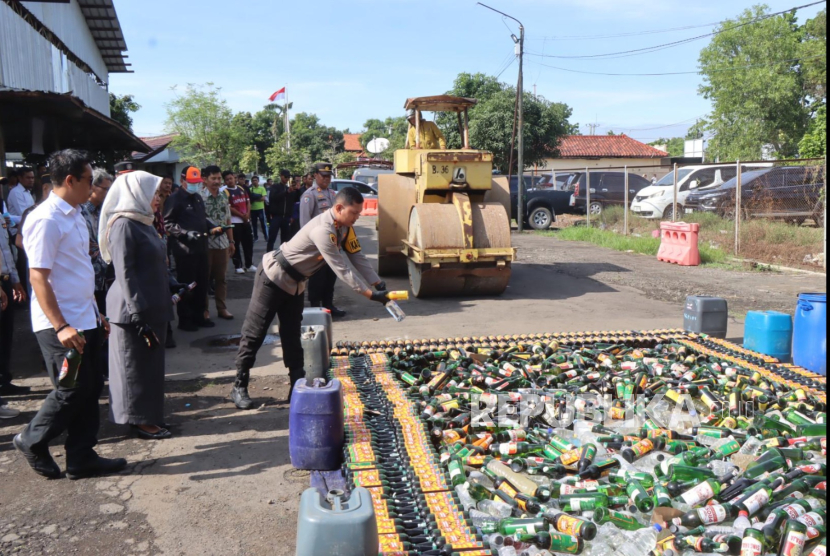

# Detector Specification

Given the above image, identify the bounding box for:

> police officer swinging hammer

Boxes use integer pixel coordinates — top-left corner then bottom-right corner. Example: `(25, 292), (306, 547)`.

(230, 186), (390, 409)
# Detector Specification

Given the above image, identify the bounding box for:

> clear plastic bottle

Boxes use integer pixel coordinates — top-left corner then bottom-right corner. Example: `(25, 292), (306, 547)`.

(738, 436), (764, 456)
(617, 524), (662, 556)
(385, 300), (406, 322)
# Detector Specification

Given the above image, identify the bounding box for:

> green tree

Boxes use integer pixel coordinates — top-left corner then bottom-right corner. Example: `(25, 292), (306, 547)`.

(437, 73), (576, 173)
(698, 5), (811, 160)
(165, 83), (249, 169)
(264, 136), (311, 176)
(239, 146), (260, 174)
(289, 112), (344, 163)
(360, 117), (408, 159)
(110, 93), (141, 130)
(799, 103), (826, 157)
(649, 138), (685, 157)
(801, 9), (826, 105)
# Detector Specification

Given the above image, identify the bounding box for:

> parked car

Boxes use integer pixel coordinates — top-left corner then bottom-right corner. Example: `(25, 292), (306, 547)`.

(352, 167), (394, 187)
(569, 172), (652, 215)
(631, 163), (771, 220)
(685, 166), (825, 225)
(508, 178), (573, 230)
(330, 179), (378, 200)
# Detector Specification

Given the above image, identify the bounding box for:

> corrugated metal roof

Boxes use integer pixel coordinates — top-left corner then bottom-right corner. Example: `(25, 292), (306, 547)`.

(556, 135), (668, 159)
(77, 0), (131, 73)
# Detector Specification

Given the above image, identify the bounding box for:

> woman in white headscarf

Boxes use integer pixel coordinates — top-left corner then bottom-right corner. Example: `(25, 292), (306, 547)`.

(100, 171), (174, 440)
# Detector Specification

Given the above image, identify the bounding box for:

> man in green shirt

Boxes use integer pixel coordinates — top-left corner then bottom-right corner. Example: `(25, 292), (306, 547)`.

(200, 166), (235, 320)
(249, 175), (268, 242)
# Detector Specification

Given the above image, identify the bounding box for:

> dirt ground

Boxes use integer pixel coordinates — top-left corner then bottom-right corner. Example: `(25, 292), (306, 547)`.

(0, 217), (825, 556)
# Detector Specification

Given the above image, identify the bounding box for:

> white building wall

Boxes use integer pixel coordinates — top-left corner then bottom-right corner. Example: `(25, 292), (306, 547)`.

(0, 2), (110, 116)
(538, 157), (672, 179)
(21, 0), (109, 83)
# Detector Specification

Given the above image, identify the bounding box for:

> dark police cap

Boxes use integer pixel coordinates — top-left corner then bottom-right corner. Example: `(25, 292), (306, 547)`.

(114, 161), (137, 174)
(313, 162), (333, 175)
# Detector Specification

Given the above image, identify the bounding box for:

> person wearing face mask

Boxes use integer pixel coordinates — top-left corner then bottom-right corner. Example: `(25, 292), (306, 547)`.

(163, 167), (215, 332)
(231, 186), (389, 409)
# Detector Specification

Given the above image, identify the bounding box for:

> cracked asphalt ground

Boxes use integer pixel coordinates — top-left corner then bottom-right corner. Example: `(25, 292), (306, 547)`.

(0, 217), (824, 555)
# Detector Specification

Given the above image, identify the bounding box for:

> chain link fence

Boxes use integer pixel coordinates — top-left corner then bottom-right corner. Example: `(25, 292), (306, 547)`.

(521, 157), (826, 271)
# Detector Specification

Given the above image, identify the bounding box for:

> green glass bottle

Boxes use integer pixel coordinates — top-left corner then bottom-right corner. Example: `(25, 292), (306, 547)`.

(57, 330), (84, 388)
(777, 519), (808, 556)
(497, 517), (547, 536)
(558, 493), (609, 512)
(741, 527), (767, 556)
(627, 480), (655, 513)
(672, 503), (735, 528)
(593, 507), (646, 530)
(514, 531), (584, 554)
(679, 478), (722, 507)
(543, 511), (597, 541)
(653, 484), (674, 508)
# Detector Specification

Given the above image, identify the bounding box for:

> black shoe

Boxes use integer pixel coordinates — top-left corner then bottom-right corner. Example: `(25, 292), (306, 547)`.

(0, 383), (31, 396)
(165, 334), (177, 348)
(195, 319), (216, 328)
(13, 434), (61, 479)
(230, 385), (255, 410)
(131, 425), (172, 440)
(178, 322), (198, 332)
(66, 455), (128, 480)
(327, 306), (347, 318)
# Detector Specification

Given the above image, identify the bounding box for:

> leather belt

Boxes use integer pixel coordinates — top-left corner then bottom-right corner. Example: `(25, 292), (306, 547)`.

(276, 251), (307, 283)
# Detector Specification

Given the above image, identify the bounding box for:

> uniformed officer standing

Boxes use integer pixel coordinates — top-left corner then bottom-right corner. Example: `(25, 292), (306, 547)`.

(231, 186), (390, 409)
(299, 162), (346, 317)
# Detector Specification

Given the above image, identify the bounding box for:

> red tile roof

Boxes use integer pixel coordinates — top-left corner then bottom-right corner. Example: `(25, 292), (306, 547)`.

(556, 134), (668, 159)
(131, 133), (178, 160)
(343, 133), (363, 152)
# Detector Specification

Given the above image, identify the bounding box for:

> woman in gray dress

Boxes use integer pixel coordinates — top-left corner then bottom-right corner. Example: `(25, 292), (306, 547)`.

(99, 171), (174, 439)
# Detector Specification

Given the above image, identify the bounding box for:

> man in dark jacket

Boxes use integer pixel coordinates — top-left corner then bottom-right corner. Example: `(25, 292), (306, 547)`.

(266, 169), (294, 252)
(164, 167), (216, 332)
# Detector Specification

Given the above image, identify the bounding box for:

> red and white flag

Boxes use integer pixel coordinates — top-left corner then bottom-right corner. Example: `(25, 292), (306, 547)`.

(269, 87), (286, 102)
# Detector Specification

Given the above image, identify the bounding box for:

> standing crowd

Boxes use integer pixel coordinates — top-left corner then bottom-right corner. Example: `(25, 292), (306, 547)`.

(0, 149), (391, 480)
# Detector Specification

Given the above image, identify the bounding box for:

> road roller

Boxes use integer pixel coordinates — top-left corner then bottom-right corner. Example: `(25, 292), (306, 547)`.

(377, 95), (515, 298)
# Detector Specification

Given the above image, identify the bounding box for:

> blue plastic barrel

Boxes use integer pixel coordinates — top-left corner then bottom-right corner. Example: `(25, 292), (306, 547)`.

(793, 293), (827, 376)
(289, 378), (344, 470)
(744, 311), (793, 362)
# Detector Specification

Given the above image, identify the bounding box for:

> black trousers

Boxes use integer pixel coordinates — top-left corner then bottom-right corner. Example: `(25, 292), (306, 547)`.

(235, 268), (304, 384)
(266, 216), (292, 252)
(21, 327), (103, 466)
(232, 222), (254, 269)
(307, 264), (337, 308)
(175, 252), (209, 326)
(15, 248), (29, 296)
(0, 281), (14, 386)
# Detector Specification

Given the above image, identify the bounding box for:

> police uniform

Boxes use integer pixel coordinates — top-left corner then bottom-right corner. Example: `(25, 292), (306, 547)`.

(299, 164), (341, 311)
(233, 208), (380, 405)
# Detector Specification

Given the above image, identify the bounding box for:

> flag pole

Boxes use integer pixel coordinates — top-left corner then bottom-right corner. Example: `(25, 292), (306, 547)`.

(285, 86), (291, 151)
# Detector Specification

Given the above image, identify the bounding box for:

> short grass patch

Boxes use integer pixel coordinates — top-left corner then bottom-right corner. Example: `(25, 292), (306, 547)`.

(546, 226), (729, 265)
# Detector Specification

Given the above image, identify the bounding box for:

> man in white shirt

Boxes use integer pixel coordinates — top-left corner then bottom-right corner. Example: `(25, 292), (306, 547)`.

(14, 149), (127, 480)
(6, 167), (35, 218)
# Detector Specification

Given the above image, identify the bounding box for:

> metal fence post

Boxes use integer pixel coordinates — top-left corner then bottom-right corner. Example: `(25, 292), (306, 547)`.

(672, 163), (678, 222)
(624, 165), (629, 235)
(735, 160), (741, 257)
(586, 167), (591, 227)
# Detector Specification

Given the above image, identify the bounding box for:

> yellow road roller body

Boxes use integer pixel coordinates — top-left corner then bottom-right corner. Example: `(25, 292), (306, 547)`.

(377, 95), (515, 298)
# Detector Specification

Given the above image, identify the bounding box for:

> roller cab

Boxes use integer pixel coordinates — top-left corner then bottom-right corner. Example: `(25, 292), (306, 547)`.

(377, 95), (516, 298)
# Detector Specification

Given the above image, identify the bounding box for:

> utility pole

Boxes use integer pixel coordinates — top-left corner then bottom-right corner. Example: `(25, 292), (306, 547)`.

(478, 3), (525, 231)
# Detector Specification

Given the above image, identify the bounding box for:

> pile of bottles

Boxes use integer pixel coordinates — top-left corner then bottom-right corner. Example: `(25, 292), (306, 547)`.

(336, 330), (826, 556)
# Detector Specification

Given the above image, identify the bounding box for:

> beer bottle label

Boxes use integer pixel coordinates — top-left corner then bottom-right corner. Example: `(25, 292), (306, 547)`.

(740, 537), (763, 556)
(631, 439), (654, 458)
(780, 531), (807, 556)
(798, 512), (824, 528)
(809, 545), (827, 556)
(681, 481), (715, 506)
(560, 449), (581, 466)
(555, 514), (584, 537)
(767, 504), (807, 524)
(697, 504), (728, 524)
(742, 489), (770, 515)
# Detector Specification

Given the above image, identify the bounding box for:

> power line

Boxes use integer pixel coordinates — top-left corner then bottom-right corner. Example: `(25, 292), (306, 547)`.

(496, 57), (516, 79)
(525, 0), (825, 41)
(525, 1), (825, 60)
(526, 55), (824, 77)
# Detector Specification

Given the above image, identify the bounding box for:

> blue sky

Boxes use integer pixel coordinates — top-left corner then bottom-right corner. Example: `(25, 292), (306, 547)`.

(109, 0), (825, 143)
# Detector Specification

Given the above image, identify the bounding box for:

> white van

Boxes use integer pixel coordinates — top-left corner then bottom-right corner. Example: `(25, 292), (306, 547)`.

(631, 163), (771, 220)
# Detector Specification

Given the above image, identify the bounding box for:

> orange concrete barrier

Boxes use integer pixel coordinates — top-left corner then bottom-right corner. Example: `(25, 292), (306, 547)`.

(657, 222), (701, 266)
(362, 199), (378, 216)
